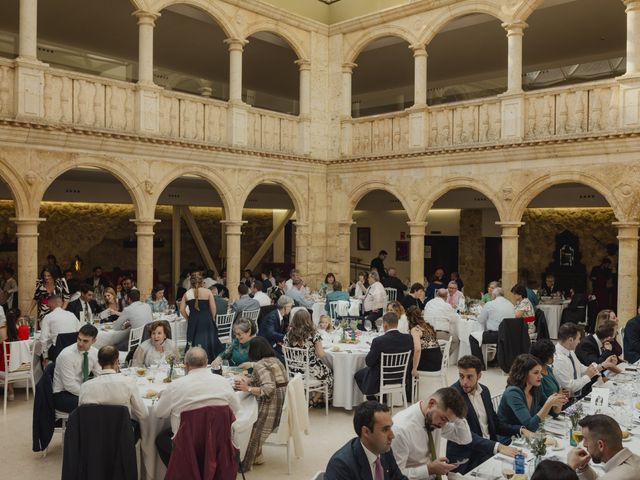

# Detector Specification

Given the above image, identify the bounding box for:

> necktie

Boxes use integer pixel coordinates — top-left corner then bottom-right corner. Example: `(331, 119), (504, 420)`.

(83, 302), (90, 322)
(427, 429), (442, 480)
(568, 353), (577, 379)
(82, 351), (89, 382)
(374, 456), (384, 480)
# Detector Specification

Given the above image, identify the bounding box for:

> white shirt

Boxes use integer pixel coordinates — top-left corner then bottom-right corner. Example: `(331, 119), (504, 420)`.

(364, 282), (386, 312)
(554, 343), (592, 395)
(362, 442), (380, 480)
(79, 369), (148, 421)
(477, 296), (515, 332)
(391, 401), (472, 479)
(40, 307), (81, 358)
(423, 297), (458, 333)
(285, 279), (293, 292)
(113, 301), (153, 331)
(53, 344), (101, 395)
(252, 291), (271, 307)
(154, 367), (240, 435)
(466, 385), (500, 454)
(398, 314), (409, 334)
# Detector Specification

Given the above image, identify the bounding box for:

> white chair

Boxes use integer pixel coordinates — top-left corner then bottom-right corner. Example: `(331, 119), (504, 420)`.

(328, 301), (349, 320)
(491, 393), (503, 412)
(376, 350), (412, 414)
(283, 346), (330, 416)
(0, 340), (36, 414)
(120, 325), (145, 365)
(215, 312), (235, 344)
(385, 288), (397, 305)
(482, 343), (497, 369)
(172, 320), (188, 351)
(310, 472), (324, 480)
(243, 309), (260, 334)
(412, 337), (452, 401)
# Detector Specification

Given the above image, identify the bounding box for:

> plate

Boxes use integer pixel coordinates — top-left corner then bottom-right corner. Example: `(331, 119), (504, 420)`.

(143, 390), (158, 399)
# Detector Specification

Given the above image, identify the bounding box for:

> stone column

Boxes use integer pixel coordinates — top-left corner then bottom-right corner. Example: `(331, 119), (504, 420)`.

(614, 222), (639, 325)
(131, 218), (159, 300)
(15, 0), (46, 119)
(133, 10), (161, 134)
(18, 0), (38, 61)
(497, 221), (523, 300)
(294, 222), (310, 276)
(134, 10), (159, 86)
(624, 0), (640, 75)
(221, 220), (246, 301)
(12, 217), (45, 313)
(412, 46), (428, 107)
(502, 21), (527, 94)
(225, 38), (249, 147)
(296, 59), (312, 155)
(340, 62), (357, 156)
(407, 221), (427, 285)
(336, 221), (354, 286)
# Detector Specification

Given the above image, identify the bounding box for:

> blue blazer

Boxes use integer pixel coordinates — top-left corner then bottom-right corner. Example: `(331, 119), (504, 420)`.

(624, 315), (640, 364)
(325, 437), (407, 480)
(446, 381), (521, 474)
(258, 309), (286, 352)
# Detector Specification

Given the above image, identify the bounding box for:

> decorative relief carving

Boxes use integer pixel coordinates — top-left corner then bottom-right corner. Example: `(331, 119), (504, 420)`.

(159, 95), (179, 138)
(453, 106), (478, 145)
(479, 102), (500, 142)
(180, 100), (204, 141)
(557, 91), (587, 135)
(618, 183), (633, 197)
(106, 85), (134, 131)
(247, 111), (261, 149)
(262, 114), (278, 151)
(0, 65), (14, 117)
(589, 86), (619, 133)
(503, 187), (513, 201)
(205, 104), (227, 145)
(143, 180), (154, 195)
(74, 79), (105, 128)
(24, 170), (39, 186)
(525, 95), (554, 139)
(429, 110), (452, 147)
(43, 74), (72, 124)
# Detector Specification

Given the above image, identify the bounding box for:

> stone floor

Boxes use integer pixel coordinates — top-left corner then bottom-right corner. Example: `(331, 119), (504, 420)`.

(0, 365), (508, 479)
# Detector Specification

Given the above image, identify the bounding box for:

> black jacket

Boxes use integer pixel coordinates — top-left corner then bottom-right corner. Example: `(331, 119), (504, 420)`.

(62, 405), (137, 480)
(575, 334), (616, 367)
(624, 315), (640, 364)
(497, 318), (531, 374)
(67, 298), (104, 320)
(32, 363), (56, 452)
(325, 437), (407, 480)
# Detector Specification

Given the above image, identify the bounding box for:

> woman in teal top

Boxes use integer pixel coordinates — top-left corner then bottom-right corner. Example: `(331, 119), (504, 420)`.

(325, 281), (350, 315)
(146, 284), (169, 313)
(497, 354), (568, 443)
(529, 339), (563, 397)
(211, 318), (254, 368)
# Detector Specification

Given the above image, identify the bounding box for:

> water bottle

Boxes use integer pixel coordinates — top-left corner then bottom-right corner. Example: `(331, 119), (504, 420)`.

(513, 450), (525, 474)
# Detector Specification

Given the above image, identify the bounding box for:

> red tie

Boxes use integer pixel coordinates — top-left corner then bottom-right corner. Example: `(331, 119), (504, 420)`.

(375, 456), (384, 480)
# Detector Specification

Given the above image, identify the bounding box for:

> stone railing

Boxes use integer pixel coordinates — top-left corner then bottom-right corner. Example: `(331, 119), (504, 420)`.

(428, 97), (502, 148)
(246, 107), (300, 154)
(350, 110), (409, 156)
(0, 58), (15, 118)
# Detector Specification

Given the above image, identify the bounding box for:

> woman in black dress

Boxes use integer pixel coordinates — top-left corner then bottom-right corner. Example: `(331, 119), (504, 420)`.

(406, 305), (443, 375)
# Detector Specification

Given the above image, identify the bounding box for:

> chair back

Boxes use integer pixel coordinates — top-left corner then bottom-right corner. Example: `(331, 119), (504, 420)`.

(49, 332), (79, 363)
(128, 325), (145, 351)
(244, 309), (260, 322)
(440, 336), (452, 371)
(385, 288), (397, 304)
(172, 320), (188, 350)
(283, 346), (309, 381)
(379, 350), (411, 396)
(491, 393), (502, 412)
(329, 301), (349, 320)
(3, 339), (33, 373)
(215, 313), (235, 344)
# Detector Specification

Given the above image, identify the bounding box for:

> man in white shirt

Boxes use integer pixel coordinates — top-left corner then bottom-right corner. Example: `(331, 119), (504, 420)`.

(53, 324), (102, 413)
(554, 322), (616, 400)
(391, 387), (472, 479)
(251, 280), (271, 307)
(79, 345), (147, 437)
(154, 346), (240, 466)
(284, 268), (301, 292)
(423, 288), (459, 361)
(470, 288), (515, 367)
(40, 294), (81, 361)
(112, 289), (153, 350)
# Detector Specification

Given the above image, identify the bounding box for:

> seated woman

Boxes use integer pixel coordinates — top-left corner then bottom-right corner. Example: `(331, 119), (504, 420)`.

(317, 314), (334, 340)
(132, 321), (178, 367)
(283, 309), (333, 407)
(0, 310), (22, 401)
(387, 301), (408, 333)
(406, 305), (443, 375)
(319, 272), (336, 296)
(235, 337), (289, 470)
(211, 318), (255, 369)
(145, 284), (169, 313)
(595, 309), (622, 357)
(350, 271), (368, 299)
(529, 339), (569, 398)
(512, 284), (535, 333)
(497, 353), (567, 442)
(97, 286), (121, 323)
(325, 280), (350, 317)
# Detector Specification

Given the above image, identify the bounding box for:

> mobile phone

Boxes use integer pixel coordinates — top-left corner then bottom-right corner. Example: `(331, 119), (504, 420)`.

(453, 458), (469, 466)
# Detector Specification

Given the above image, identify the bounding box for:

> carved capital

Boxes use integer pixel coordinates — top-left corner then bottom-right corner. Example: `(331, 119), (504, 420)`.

(295, 59), (311, 71)
(132, 10), (161, 26)
(501, 21), (528, 35)
(342, 62), (358, 74)
(224, 38), (248, 52)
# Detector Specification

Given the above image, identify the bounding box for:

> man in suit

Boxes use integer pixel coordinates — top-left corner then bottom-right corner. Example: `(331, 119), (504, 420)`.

(354, 312), (413, 400)
(382, 268), (407, 303)
(85, 265), (109, 291)
(623, 309), (640, 363)
(370, 250), (388, 280)
(446, 355), (528, 474)
(540, 274), (560, 297)
(231, 283), (260, 319)
(576, 320), (621, 374)
(567, 414), (640, 479)
(325, 400), (407, 480)
(258, 295), (293, 361)
(67, 284), (104, 322)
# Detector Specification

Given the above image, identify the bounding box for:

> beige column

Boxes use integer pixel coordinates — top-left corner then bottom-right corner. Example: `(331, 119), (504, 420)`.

(225, 38), (247, 103)
(133, 10), (160, 86)
(294, 222), (310, 275)
(408, 221), (427, 285)
(614, 222), (639, 325)
(336, 221), (354, 285)
(342, 62), (357, 117)
(18, 0), (38, 60)
(131, 218), (159, 300)
(624, 0), (640, 75)
(221, 220), (246, 301)
(497, 221), (523, 300)
(412, 46), (428, 107)
(12, 217), (45, 313)
(502, 21), (527, 94)
(296, 59), (311, 116)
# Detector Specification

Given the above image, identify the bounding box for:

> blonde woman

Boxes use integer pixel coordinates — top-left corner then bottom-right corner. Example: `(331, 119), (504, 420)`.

(98, 286), (121, 323)
(180, 271), (221, 362)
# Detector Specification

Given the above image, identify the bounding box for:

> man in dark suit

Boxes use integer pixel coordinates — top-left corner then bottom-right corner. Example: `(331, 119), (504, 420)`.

(325, 400), (407, 480)
(370, 250), (388, 280)
(446, 355), (527, 474)
(575, 320), (621, 374)
(67, 284), (103, 322)
(257, 295), (293, 362)
(382, 268), (407, 303)
(624, 310), (640, 363)
(354, 312), (413, 401)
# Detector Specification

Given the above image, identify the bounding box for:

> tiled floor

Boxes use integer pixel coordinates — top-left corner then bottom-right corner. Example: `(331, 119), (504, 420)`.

(0, 366), (509, 479)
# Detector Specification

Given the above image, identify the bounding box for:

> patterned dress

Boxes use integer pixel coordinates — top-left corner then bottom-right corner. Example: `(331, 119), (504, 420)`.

(33, 278), (70, 321)
(242, 357), (288, 471)
(284, 332), (334, 401)
(415, 326), (443, 372)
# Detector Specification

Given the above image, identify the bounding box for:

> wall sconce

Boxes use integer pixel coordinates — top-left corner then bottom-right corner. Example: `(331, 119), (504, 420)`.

(74, 255), (83, 272)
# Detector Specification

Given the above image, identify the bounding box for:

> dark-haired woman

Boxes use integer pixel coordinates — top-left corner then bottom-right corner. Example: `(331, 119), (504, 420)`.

(497, 353), (567, 443)
(235, 336), (288, 470)
(531, 460), (578, 480)
(512, 284), (535, 333)
(145, 284), (168, 313)
(28, 267), (70, 322)
(406, 305), (442, 376)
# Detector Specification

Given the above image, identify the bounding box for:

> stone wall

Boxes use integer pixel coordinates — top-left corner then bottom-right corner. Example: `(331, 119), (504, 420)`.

(458, 209), (485, 298)
(518, 208), (618, 289)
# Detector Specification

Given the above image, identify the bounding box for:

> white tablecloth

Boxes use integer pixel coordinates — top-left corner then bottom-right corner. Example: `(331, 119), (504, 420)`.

(537, 303), (567, 339)
(130, 369), (258, 480)
(456, 316), (482, 358)
(323, 340), (371, 410)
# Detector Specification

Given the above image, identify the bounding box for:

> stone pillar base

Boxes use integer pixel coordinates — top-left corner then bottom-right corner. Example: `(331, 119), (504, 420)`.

(408, 109), (428, 150)
(134, 84), (162, 135)
(499, 93), (525, 141)
(617, 74), (640, 127)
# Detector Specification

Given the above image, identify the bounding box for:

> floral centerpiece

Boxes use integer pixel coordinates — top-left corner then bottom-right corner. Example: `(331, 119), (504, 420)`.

(24, 315), (36, 336)
(525, 424), (547, 467)
(163, 353), (176, 383)
(565, 402), (584, 446)
(338, 319), (360, 344)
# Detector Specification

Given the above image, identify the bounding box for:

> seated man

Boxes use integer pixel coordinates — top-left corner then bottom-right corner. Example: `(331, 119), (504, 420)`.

(540, 274), (559, 297)
(554, 323), (615, 401)
(401, 283), (425, 312)
(209, 285), (229, 315)
(79, 345), (148, 438)
(575, 320), (621, 373)
(567, 414), (640, 479)
(623, 309), (640, 364)
(40, 294), (81, 361)
(258, 295), (293, 361)
(470, 287), (515, 367)
(447, 355), (529, 474)
(112, 289), (153, 351)
(250, 280), (271, 307)
(382, 268), (407, 303)
(423, 288), (460, 361)
(231, 283), (260, 319)
(326, 400), (407, 480)
(354, 312), (413, 401)
(67, 284), (103, 322)
(287, 278), (314, 309)
(391, 387), (472, 479)
(445, 281), (465, 311)
(154, 346), (240, 466)
(52, 324), (102, 413)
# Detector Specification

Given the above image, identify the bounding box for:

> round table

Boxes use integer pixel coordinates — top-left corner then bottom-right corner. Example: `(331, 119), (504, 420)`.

(94, 315), (187, 350)
(312, 298), (363, 325)
(537, 302), (568, 339)
(455, 316), (482, 359)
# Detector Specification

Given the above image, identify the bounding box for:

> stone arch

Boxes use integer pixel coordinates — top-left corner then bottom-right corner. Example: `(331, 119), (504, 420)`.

(419, 2), (507, 46)
(0, 155), (32, 218)
(35, 157), (146, 219)
(243, 24), (308, 61)
(415, 177), (506, 222)
(511, 172), (623, 222)
(152, 0), (239, 39)
(240, 174), (308, 223)
(345, 25), (418, 64)
(347, 181), (414, 221)
(512, 0), (547, 22)
(128, 0), (149, 10)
